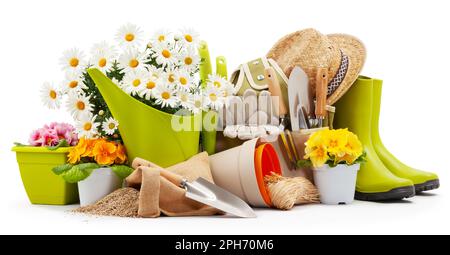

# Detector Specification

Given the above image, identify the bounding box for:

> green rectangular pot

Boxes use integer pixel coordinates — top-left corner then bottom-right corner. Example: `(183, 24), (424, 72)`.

(12, 146), (79, 205)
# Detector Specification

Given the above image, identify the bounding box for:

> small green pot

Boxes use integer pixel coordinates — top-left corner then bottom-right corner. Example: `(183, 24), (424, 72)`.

(12, 146), (79, 205)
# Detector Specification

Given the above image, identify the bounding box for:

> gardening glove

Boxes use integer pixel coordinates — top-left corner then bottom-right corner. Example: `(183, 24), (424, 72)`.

(221, 89), (282, 140)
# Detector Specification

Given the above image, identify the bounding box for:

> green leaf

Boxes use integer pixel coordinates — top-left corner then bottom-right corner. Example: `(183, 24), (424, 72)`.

(296, 160), (312, 168)
(47, 139), (69, 151)
(60, 163), (99, 183)
(52, 164), (73, 175)
(111, 165), (134, 179)
(13, 142), (28, 147)
(77, 162), (100, 171)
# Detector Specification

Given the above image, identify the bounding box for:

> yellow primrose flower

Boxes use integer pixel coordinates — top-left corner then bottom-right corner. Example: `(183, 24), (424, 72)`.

(308, 146), (329, 168)
(303, 128), (364, 168)
(324, 129), (348, 158)
(344, 131), (363, 157)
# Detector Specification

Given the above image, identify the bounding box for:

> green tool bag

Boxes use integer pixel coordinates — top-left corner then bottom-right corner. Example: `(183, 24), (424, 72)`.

(230, 57), (290, 114)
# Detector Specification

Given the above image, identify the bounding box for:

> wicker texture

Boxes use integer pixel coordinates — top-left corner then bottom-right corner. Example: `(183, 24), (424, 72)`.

(267, 28), (366, 105)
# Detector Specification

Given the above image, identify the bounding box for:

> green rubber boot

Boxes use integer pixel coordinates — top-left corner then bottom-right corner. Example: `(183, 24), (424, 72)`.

(372, 79), (440, 193)
(334, 76), (415, 201)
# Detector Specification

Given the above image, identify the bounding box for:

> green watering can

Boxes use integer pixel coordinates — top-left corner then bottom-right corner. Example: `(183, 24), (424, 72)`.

(88, 68), (201, 167)
(87, 41), (226, 167)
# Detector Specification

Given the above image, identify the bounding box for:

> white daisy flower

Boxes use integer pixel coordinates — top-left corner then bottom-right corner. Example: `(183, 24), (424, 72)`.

(192, 93), (204, 114)
(59, 48), (85, 71)
(152, 41), (179, 68)
(140, 76), (160, 100)
(147, 65), (164, 79)
(40, 82), (61, 109)
(118, 48), (146, 73)
(203, 85), (224, 111)
(162, 67), (178, 87)
(90, 41), (117, 72)
(149, 29), (173, 46)
(115, 23), (143, 49)
(101, 117), (119, 135)
(66, 92), (94, 120)
(222, 83), (236, 97)
(177, 28), (200, 47)
(177, 90), (195, 112)
(76, 114), (99, 139)
(175, 69), (194, 91)
(207, 73), (229, 89)
(61, 70), (86, 94)
(122, 69), (147, 96)
(179, 47), (200, 71)
(111, 77), (123, 88)
(154, 83), (178, 108)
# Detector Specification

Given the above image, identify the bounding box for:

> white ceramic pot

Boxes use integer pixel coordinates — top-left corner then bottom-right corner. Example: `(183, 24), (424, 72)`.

(77, 167), (122, 206)
(313, 164), (360, 205)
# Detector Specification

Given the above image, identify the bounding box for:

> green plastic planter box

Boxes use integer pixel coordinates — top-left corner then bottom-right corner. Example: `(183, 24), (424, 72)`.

(12, 146), (79, 205)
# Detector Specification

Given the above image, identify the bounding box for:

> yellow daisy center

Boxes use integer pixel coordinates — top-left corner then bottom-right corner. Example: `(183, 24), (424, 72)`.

(184, 34), (193, 42)
(162, 49), (171, 58)
(214, 81), (221, 88)
(83, 122), (92, 131)
(146, 81), (156, 89)
(184, 57), (193, 65)
(129, 59), (139, 68)
(132, 79), (141, 87)
(180, 94), (188, 102)
(158, 35), (165, 42)
(162, 91), (171, 100)
(69, 81), (78, 88)
(98, 58), (107, 68)
(49, 90), (57, 99)
(194, 100), (202, 108)
(209, 93), (217, 101)
(108, 123), (116, 129)
(179, 77), (188, 85)
(125, 33), (135, 42)
(168, 74), (175, 83)
(76, 101), (85, 110)
(69, 58), (79, 67)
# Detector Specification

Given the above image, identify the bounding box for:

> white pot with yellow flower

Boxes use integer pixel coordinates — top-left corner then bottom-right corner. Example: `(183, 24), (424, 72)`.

(297, 129), (365, 205)
(52, 138), (134, 206)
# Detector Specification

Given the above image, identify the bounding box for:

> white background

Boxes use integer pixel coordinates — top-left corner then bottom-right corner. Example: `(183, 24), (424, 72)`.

(1, 0), (449, 234)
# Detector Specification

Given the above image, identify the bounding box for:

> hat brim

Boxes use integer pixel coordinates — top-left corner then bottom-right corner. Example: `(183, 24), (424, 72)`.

(326, 34), (366, 105)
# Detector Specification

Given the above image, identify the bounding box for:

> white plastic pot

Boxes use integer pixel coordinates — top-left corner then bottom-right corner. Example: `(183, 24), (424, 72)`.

(77, 167), (122, 206)
(313, 164), (360, 205)
(209, 138), (282, 207)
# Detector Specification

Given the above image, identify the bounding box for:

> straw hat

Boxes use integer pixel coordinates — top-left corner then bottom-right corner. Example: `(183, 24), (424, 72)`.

(267, 28), (366, 105)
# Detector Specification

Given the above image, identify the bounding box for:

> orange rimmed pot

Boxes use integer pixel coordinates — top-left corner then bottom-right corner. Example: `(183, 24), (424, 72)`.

(209, 138), (282, 207)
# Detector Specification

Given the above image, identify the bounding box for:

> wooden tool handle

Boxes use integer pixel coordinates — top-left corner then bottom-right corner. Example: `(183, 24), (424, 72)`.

(315, 68), (328, 118)
(264, 68), (288, 116)
(160, 168), (185, 187)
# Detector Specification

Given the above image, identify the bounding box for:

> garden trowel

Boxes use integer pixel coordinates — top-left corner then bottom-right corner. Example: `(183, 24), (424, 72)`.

(160, 169), (256, 218)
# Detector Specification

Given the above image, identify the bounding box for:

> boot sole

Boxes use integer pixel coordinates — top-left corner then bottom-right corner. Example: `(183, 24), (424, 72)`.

(355, 186), (415, 201)
(415, 179), (440, 193)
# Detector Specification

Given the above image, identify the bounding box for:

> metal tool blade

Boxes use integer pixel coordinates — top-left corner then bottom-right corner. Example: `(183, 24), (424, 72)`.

(185, 177), (257, 218)
(288, 67), (311, 131)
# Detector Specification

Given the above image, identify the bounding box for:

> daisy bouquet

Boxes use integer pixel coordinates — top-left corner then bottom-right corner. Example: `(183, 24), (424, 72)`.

(41, 23), (234, 141)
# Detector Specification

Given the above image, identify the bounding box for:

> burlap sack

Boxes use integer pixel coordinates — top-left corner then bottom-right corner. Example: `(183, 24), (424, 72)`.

(126, 152), (221, 217)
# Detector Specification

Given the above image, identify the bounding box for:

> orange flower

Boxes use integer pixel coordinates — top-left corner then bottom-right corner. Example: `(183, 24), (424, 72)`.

(93, 139), (117, 166)
(67, 138), (89, 164)
(67, 148), (81, 164)
(115, 143), (127, 164)
(81, 138), (97, 157)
